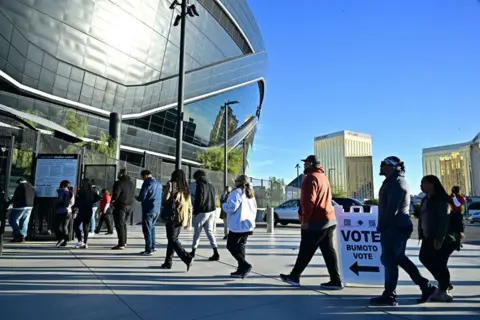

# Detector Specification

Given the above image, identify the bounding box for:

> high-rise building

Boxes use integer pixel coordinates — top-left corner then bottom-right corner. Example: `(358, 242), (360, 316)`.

(423, 133), (480, 196)
(0, 0), (267, 166)
(314, 130), (374, 200)
(209, 105), (239, 146)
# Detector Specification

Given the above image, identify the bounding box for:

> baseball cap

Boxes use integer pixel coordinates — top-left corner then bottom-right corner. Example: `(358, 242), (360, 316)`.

(301, 155), (320, 165)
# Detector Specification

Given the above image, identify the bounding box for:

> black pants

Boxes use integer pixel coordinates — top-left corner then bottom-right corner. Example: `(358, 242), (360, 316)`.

(113, 206), (132, 247)
(419, 239), (454, 291)
(54, 213), (72, 242)
(164, 221), (190, 266)
(291, 225), (341, 283)
(74, 211), (93, 244)
(227, 231), (251, 271)
(96, 213), (113, 233)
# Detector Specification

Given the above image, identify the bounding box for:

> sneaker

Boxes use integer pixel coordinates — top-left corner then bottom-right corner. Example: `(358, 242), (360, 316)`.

(185, 257), (193, 272)
(159, 263), (172, 269)
(430, 289), (453, 302)
(60, 241), (68, 247)
(280, 274), (300, 286)
(231, 271), (243, 278)
(94, 230), (100, 235)
(241, 264), (252, 279)
(369, 295), (398, 306)
(208, 253), (220, 261)
(418, 285), (437, 304)
(80, 244), (88, 249)
(74, 242), (84, 249)
(55, 239), (63, 247)
(141, 251), (153, 256)
(320, 281), (344, 290)
(111, 245), (125, 250)
(89, 233), (95, 237)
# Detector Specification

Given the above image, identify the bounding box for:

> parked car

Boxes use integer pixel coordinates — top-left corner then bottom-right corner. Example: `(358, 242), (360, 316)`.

(333, 197), (371, 213)
(264, 198), (340, 226)
(468, 202), (480, 224)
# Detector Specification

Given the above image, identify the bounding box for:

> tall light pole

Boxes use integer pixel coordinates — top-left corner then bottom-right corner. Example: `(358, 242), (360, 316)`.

(295, 163), (300, 187)
(170, 0), (199, 171)
(223, 100), (239, 188)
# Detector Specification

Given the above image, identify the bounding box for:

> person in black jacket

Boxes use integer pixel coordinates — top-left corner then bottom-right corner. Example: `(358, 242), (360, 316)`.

(111, 168), (135, 250)
(73, 179), (102, 249)
(8, 178), (35, 242)
(190, 170), (219, 261)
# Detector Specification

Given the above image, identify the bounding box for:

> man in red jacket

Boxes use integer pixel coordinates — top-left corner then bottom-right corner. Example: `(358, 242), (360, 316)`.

(280, 155), (343, 290)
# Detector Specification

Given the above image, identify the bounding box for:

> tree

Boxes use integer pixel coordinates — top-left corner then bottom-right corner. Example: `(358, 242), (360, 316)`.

(62, 110), (89, 138)
(12, 109), (44, 178)
(61, 110), (116, 159)
(270, 176), (285, 205)
(331, 186), (347, 198)
(364, 199), (379, 205)
(197, 147), (243, 175)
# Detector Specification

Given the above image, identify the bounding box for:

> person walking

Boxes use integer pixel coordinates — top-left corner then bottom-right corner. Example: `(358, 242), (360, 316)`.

(418, 175), (461, 302)
(111, 169), (135, 250)
(137, 170), (162, 256)
(95, 189), (114, 235)
(73, 179), (102, 249)
(220, 186), (232, 240)
(450, 186), (466, 216)
(8, 178), (35, 242)
(222, 175), (257, 279)
(160, 169), (193, 270)
(280, 155), (343, 290)
(190, 170), (219, 261)
(370, 156), (436, 306)
(55, 180), (73, 247)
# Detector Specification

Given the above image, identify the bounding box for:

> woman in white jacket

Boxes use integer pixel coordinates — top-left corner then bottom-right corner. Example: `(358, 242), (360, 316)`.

(222, 175), (257, 279)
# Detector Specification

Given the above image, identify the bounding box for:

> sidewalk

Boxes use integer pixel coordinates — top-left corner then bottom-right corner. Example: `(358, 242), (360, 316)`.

(0, 226), (478, 320)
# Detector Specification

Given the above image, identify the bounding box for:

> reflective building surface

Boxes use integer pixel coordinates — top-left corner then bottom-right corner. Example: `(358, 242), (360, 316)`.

(314, 131), (374, 200)
(423, 133), (480, 196)
(0, 0), (267, 164)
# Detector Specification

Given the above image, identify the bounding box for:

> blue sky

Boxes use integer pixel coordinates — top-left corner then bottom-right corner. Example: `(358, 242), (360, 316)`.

(245, 0), (480, 196)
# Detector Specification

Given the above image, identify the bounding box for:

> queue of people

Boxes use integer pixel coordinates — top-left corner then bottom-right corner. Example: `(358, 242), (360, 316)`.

(8, 154), (463, 306)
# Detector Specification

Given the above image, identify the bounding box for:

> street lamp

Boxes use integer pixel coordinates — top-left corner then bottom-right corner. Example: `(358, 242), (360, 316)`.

(223, 100), (239, 189)
(170, 0), (200, 172)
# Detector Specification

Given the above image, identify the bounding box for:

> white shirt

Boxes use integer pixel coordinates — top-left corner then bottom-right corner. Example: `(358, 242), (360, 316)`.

(222, 188), (257, 233)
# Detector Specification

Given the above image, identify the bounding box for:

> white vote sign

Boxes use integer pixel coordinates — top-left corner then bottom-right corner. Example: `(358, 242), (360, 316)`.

(336, 207), (384, 285)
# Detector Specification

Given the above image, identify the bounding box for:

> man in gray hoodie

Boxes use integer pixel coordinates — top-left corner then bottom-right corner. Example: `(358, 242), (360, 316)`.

(370, 156), (435, 306)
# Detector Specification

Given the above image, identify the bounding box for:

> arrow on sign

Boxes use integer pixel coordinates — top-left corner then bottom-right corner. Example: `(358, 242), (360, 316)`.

(349, 261), (380, 276)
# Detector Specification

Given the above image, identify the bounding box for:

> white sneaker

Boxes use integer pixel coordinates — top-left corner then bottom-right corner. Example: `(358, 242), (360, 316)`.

(74, 242), (84, 249)
(89, 233), (95, 237)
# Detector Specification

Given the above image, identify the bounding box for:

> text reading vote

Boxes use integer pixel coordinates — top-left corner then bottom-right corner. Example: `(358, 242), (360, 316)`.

(341, 230), (381, 243)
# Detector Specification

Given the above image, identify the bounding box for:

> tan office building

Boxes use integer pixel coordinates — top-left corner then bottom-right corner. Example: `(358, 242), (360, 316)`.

(314, 130), (374, 200)
(423, 133), (480, 196)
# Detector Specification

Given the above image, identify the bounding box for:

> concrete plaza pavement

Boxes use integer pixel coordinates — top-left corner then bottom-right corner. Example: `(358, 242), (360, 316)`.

(0, 225), (479, 320)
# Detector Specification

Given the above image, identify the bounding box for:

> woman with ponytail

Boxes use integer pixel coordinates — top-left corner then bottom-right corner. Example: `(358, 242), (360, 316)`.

(222, 175), (257, 279)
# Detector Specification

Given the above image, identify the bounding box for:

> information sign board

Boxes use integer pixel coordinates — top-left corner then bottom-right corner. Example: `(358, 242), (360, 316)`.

(34, 154), (79, 197)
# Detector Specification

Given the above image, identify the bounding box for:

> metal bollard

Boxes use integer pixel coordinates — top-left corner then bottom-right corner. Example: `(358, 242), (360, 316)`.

(266, 206), (274, 234)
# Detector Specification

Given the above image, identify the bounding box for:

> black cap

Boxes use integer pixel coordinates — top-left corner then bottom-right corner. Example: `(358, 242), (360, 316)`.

(16, 177), (26, 184)
(301, 155), (320, 165)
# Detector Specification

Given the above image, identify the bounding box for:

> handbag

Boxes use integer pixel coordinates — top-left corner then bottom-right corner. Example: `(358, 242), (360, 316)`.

(161, 182), (176, 221)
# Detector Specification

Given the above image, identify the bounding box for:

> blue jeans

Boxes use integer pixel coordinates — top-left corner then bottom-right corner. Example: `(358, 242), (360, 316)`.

(380, 226), (429, 297)
(9, 207), (33, 239)
(142, 212), (159, 252)
(80, 207), (97, 233)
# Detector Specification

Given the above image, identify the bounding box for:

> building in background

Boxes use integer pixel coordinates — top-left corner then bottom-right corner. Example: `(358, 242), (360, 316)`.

(314, 130), (374, 200)
(0, 0), (267, 168)
(423, 133), (480, 196)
